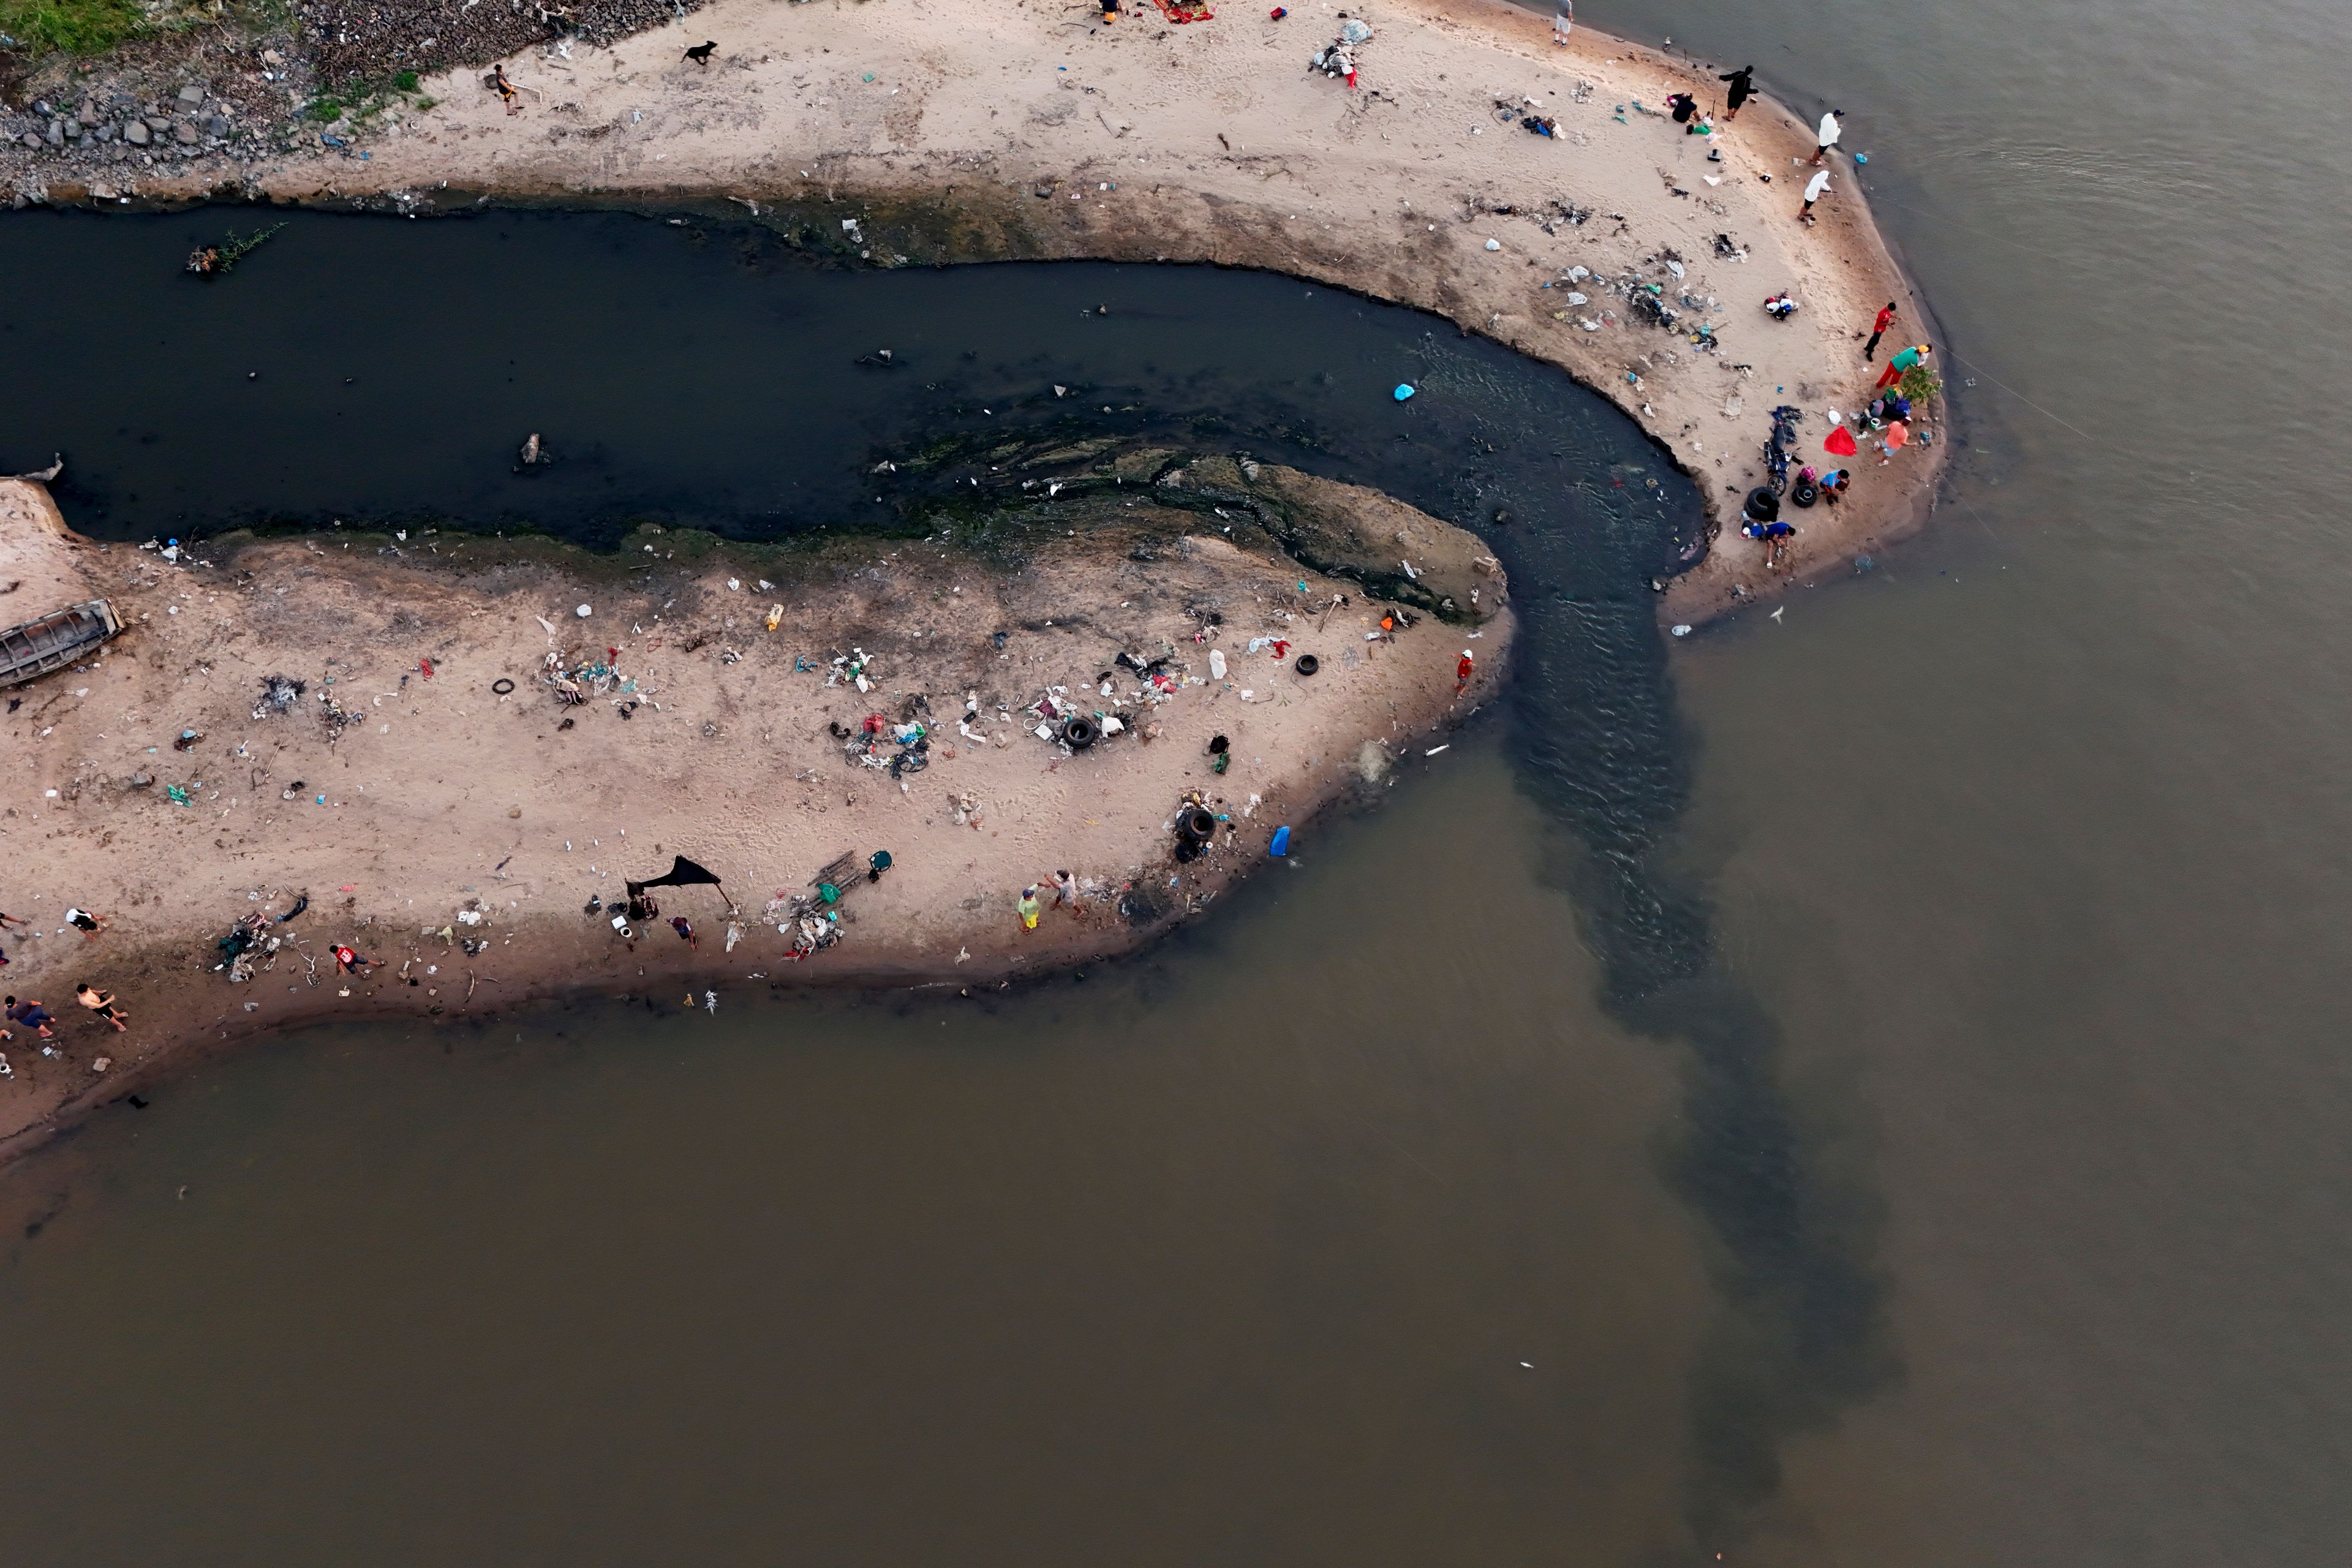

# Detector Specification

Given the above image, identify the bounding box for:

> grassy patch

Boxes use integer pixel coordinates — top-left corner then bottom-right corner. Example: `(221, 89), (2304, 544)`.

(302, 94), (344, 123)
(0, 0), (149, 55)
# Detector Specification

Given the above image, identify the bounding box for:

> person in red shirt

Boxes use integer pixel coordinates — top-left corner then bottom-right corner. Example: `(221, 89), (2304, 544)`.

(333, 945), (372, 976)
(1864, 301), (1899, 361)
(1456, 650), (1476, 693)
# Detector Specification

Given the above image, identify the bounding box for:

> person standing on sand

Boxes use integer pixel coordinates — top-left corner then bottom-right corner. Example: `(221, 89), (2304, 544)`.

(1719, 66), (1755, 119)
(1554, 0), (1573, 47)
(1053, 870), (1080, 911)
(1864, 301), (1899, 360)
(1812, 109), (1844, 164)
(1875, 342), (1932, 390)
(1018, 886), (1042, 932)
(64, 906), (105, 939)
(669, 916), (698, 949)
(1456, 650), (1476, 694)
(76, 983), (127, 1033)
(1801, 168), (1833, 222)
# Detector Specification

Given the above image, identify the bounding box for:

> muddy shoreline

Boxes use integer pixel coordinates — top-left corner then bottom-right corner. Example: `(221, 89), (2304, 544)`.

(1, 452), (1511, 1162)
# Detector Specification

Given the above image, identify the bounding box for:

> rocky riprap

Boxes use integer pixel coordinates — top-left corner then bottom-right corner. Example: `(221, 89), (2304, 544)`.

(0, 0), (709, 200)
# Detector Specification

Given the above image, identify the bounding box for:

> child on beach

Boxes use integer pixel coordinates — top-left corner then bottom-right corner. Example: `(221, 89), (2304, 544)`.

(65, 906), (105, 938)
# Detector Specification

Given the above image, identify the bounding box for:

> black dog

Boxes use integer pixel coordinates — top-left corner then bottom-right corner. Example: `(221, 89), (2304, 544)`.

(684, 39), (717, 66)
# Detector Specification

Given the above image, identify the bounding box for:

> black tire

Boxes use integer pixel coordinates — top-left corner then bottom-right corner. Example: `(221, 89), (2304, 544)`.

(1792, 480), (1819, 508)
(1743, 487), (1781, 523)
(1294, 654), (1321, 676)
(1179, 807), (1218, 843)
(1063, 716), (1096, 748)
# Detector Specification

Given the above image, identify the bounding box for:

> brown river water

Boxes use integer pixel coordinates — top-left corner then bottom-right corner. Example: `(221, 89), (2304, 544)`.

(4, 0), (2350, 1559)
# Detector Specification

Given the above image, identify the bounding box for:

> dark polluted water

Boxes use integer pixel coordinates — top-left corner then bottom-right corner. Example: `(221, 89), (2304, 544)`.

(0, 210), (1872, 1559)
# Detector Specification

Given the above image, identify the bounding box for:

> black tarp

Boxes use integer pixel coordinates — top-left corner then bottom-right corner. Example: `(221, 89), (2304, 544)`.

(626, 856), (725, 897)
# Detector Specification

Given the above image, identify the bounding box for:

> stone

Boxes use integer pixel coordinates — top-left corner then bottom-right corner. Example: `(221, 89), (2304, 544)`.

(124, 120), (151, 146)
(78, 100), (98, 126)
(44, 119), (63, 147)
(176, 84), (205, 107)
(18, 132), (38, 151)
(204, 115), (230, 137)
(146, 115), (172, 130)
(173, 121), (198, 145)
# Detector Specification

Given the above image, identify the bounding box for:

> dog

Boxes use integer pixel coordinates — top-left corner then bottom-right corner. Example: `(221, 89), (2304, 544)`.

(684, 39), (717, 66)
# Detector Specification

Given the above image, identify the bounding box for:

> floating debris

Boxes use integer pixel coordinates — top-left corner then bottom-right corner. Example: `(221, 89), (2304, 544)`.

(186, 224), (287, 278)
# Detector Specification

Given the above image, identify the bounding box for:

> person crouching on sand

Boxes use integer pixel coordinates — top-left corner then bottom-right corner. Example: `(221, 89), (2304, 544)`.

(1875, 342), (1932, 390)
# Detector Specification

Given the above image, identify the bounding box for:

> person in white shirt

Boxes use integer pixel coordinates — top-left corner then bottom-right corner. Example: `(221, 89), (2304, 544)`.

(1812, 109), (1844, 165)
(1801, 168), (1833, 222)
(1554, 0), (1574, 45)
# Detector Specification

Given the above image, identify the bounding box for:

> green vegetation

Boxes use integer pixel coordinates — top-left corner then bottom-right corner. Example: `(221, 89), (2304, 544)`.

(1898, 363), (1943, 406)
(0, 0), (148, 55)
(392, 69), (418, 92)
(303, 95), (344, 123)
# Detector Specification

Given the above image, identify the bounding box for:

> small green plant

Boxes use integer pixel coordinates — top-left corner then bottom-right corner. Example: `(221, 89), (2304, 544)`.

(413, 96), (437, 111)
(303, 94), (344, 123)
(1898, 364), (1942, 406)
(393, 69), (418, 92)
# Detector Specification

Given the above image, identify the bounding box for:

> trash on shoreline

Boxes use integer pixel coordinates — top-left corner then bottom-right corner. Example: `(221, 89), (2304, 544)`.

(252, 674), (305, 718)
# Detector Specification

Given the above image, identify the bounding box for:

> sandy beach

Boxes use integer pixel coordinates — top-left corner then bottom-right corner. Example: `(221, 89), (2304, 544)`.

(1, 0), (1945, 1154)
(3, 0), (1946, 617)
(0, 454), (1508, 1155)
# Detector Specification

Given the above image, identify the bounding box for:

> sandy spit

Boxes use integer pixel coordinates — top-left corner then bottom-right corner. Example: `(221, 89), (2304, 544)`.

(0, 460), (1509, 1158)
(38, 0), (1948, 620)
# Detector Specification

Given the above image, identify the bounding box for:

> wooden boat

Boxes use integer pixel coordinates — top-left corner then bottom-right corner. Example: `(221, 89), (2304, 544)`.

(0, 599), (122, 688)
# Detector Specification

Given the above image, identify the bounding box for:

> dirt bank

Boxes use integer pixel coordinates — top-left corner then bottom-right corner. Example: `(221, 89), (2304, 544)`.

(1, 0), (1947, 619)
(0, 453), (1509, 1157)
